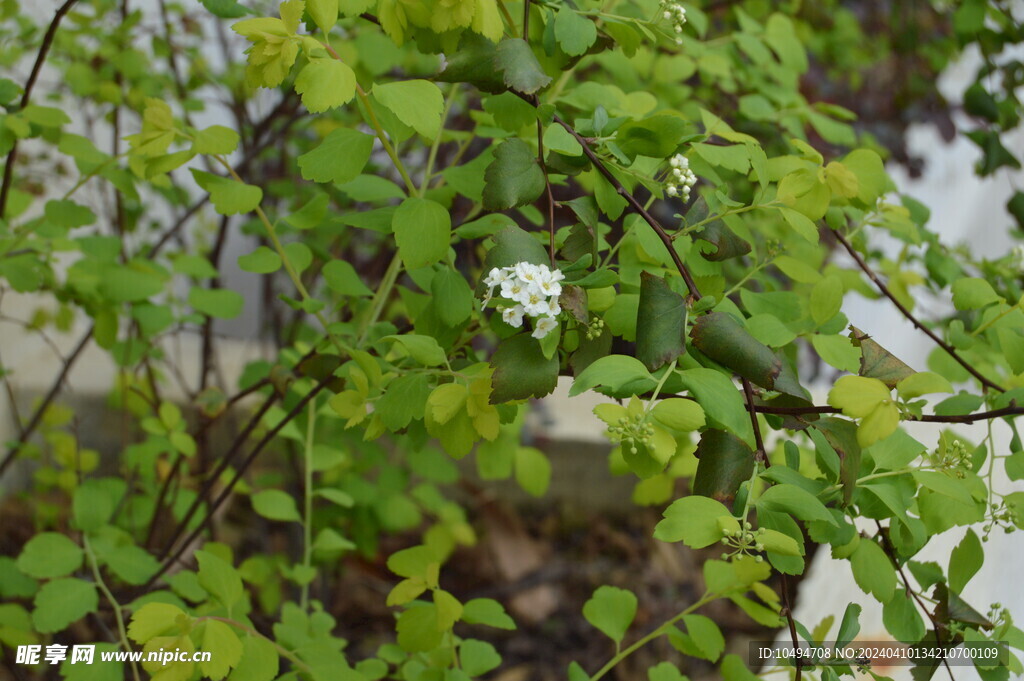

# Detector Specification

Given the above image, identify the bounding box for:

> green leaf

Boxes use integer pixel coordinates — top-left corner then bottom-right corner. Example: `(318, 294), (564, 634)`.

(32, 578), (98, 634)
(17, 533), (83, 579)
(514, 446), (551, 497)
(850, 539), (896, 602)
(0, 558), (37, 599)
(323, 260), (373, 296)
(490, 333), (559, 401)
(481, 224), (548, 272)
(757, 484), (836, 525)
(194, 125), (240, 155)
(196, 550), (243, 610)
(383, 334), (448, 366)
(693, 429), (753, 506)
(810, 275), (843, 325)
(951, 278), (1001, 310)
(827, 375), (899, 447)
(99, 263), (166, 303)
(295, 59), (357, 113)
(483, 138), (545, 211)
(252, 489), (301, 522)
(553, 7), (597, 56)
(583, 586), (637, 644)
(227, 636), (279, 681)
(913, 470), (974, 505)
(758, 527), (802, 557)
(397, 604), (444, 652)
(681, 614), (725, 662)
(461, 639), (502, 676)
(189, 287), (245, 319)
(128, 602), (187, 643)
(200, 619), (243, 680)
(375, 373), (431, 430)
(570, 355), (655, 397)
(297, 128), (375, 184)
(617, 116), (689, 159)
(882, 590), (925, 644)
(45, 199), (95, 227)
(190, 169), (263, 215)
(284, 194), (329, 230)
(200, 0), (251, 18)
(677, 368), (753, 446)
(811, 334), (861, 373)
(373, 80), (445, 139)
(73, 479), (120, 532)
(462, 598), (516, 629)
(651, 398), (705, 432)
(431, 268), (474, 327)
(238, 247), (282, 274)
(494, 38), (552, 94)
(434, 589), (463, 630)
(896, 371), (953, 399)
(689, 312), (805, 398)
(636, 272), (686, 371)
(949, 528), (982, 593)
(392, 198), (451, 269)
(654, 496), (739, 548)
(307, 0), (339, 33)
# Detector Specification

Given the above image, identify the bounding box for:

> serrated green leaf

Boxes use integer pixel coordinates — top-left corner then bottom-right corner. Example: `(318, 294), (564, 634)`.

(483, 138), (545, 211)
(373, 80), (445, 139)
(297, 128), (375, 184)
(583, 586), (637, 644)
(191, 169), (263, 215)
(392, 198), (450, 269)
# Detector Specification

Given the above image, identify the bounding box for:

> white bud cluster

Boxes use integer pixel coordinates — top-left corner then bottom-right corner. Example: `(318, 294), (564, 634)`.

(482, 262), (564, 340)
(665, 154), (696, 201)
(660, 0), (687, 44)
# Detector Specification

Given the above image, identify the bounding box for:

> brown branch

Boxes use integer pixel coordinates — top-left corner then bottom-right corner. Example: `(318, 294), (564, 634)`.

(550, 112), (703, 300)
(780, 574), (803, 681)
(535, 115), (556, 265)
(0, 325), (94, 479)
(834, 230), (1004, 393)
(144, 373), (334, 590)
(875, 521), (955, 681)
(155, 389), (279, 559)
(0, 0), (80, 217)
(741, 378), (767, 462)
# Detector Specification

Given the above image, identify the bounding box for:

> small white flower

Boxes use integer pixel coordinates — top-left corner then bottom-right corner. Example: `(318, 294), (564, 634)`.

(666, 185), (678, 197)
(538, 278), (562, 298)
(501, 304), (525, 328)
(531, 316), (558, 339)
(484, 267), (510, 288)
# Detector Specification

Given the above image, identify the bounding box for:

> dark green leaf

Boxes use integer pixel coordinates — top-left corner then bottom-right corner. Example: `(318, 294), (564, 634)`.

(690, 312), (805, 398)
(636, 272), (686, 371)
(483, 138), (546, 211)
(693, 429), (753, 506)
(494, 39), (552, 95)
(694, 221), (751, 261)
(490, 334), (559, 402)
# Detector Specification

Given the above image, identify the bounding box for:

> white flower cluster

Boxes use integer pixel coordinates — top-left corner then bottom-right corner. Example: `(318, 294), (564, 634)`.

(666, 153), (697, 201)
(482, 262), (564, 340)
(660, 0), (687, 44)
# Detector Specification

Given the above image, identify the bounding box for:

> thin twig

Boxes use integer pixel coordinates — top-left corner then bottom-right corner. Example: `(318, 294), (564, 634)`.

(144, 373), (334, 590)
(834, 230), (1004, 393)
(535, 115), (556, 266)
(0, 325), (94, 478)
(0, 0), (80, 216)
(549, 112), (703, 300)
(875, 521), (955, 681)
